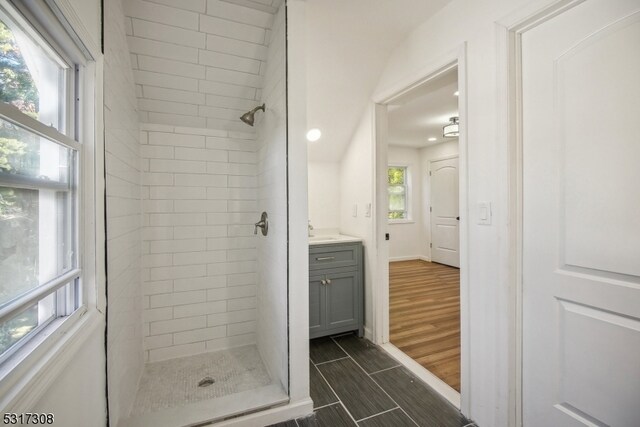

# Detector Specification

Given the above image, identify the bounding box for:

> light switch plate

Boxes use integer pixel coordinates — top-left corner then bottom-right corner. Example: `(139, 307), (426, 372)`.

(478, 201), (492, 225)
(352, 204), (358, 217)
(365, 203), (371, 217)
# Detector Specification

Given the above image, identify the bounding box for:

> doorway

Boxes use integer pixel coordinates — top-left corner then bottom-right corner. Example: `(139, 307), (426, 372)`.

(372, 58), (468, 408)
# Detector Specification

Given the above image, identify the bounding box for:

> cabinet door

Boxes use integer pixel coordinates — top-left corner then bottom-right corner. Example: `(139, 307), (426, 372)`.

(309, 274), (326, 338)
(325, 271), (360, 331)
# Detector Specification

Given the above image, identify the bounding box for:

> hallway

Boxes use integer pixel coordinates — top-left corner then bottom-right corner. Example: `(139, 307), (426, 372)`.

(389, 260), (461, 391)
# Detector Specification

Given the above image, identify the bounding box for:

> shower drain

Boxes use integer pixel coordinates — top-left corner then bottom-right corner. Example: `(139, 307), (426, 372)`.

(198, 376), (216, 387)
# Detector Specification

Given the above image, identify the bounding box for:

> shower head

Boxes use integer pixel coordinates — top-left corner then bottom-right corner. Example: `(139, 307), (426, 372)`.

(240, 103), (266, 126)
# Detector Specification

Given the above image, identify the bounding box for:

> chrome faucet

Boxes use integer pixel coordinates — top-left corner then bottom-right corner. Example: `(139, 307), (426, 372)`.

(308, 220), (314, 237)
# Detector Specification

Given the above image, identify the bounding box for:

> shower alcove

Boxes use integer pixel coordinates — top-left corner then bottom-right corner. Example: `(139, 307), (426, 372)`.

(104, 0), (291, 425)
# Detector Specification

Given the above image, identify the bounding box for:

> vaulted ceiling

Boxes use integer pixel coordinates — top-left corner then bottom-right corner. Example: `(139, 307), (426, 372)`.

(306, 0), (453, 162)
(123, 0), (453, 145)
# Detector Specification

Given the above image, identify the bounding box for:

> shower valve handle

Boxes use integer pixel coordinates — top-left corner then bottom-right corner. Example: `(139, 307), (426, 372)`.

(254, 212), (269, 236)
(254, 220), (266, 234)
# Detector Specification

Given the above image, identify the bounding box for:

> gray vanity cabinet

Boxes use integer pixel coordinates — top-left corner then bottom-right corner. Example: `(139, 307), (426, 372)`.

(309, 242), (364, 339)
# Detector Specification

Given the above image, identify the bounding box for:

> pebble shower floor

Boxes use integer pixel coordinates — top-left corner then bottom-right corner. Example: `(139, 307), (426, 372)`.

(131, 345), (271, 414)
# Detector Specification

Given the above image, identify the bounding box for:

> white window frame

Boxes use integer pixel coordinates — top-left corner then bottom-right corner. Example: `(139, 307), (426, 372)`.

(0, 0), (102, 411)
(388, 165), (411, 222)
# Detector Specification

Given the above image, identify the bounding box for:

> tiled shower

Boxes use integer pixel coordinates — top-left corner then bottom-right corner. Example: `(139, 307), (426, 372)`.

(104, 0), (288, 425)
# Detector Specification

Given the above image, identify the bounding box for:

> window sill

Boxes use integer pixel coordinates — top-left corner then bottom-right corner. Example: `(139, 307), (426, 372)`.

(0, 308), (104, 412)
(389, 220), (415, 225)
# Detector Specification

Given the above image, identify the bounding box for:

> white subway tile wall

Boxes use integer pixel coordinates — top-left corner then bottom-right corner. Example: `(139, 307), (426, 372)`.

(105, 0), (144, 423)
(140, 124), (260, 362)
(124, 0), (283, 132)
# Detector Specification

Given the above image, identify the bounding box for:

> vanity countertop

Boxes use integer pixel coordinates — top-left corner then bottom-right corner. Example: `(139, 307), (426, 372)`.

(308, 234), (362, 245)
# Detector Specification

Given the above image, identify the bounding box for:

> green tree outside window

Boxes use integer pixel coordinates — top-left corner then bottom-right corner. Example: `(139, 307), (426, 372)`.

(388, 166), (408, 220)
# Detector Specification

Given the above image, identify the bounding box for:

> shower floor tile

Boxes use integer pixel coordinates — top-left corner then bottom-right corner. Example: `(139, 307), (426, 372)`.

(132, 345), (272, 415)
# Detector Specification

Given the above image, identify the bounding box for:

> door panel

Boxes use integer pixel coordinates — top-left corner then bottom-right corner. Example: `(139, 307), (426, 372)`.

(430, 157), (460, 267)
(522, 1), (640, 425)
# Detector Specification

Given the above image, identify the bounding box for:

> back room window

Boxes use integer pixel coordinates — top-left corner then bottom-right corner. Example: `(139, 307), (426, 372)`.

(388, 166), (408, 220)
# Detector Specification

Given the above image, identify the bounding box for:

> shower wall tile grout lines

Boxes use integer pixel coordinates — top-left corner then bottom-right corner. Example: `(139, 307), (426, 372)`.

(140, 123), (261, 362)
(124, 0), (283, 132)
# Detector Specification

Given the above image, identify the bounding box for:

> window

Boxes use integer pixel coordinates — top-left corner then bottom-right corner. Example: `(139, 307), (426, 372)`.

(388, 166), (408, 220)
(0, 2), (82, 364)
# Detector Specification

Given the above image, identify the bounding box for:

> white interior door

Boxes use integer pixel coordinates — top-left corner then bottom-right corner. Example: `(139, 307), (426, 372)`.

(430, 157), (459, 268)
(522, 1), (640, 426)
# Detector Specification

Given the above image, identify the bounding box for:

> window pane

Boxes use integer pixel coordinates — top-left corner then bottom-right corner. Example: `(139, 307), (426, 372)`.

(388, 185), (406, 196)
(0, 293), (56, 357)
(389, 191), (406, 212)
(389, 212), (406, 219)
(388, 211), (406, 220)
(0, 303), (38, 355)
(0, 117), (70, 184)
(0, 12), (68, 133)
(0, 187), (74, 306)
(388, 167), (405, 185)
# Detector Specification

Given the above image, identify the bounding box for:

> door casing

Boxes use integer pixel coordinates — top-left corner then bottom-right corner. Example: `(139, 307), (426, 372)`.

(497, 1), (590, 426)
(372, 47), (469, 410)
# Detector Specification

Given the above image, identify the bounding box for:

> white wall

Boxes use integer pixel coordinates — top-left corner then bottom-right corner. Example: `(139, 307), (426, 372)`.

(307, 162), (341, 231)
(339, 107), (376, 332)
(338, 0), (558, 425)
(124, 0), (280, 132)
(140, 125), (259, 362)
(104, 0), (144, 423)
(32, 333), (106, 426)
(388, 145), (427, 261)
(256, 3), (288, 390)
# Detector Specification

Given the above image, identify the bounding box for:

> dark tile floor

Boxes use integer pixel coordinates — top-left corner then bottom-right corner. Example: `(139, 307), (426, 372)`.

(269, 333), (477, 427)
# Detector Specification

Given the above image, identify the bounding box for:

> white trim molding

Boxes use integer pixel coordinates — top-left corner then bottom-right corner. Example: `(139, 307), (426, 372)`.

(495, 1), (587, 426)
(216, 398), (314, 427)
(388, 255), (431, 262)
(371, 43), (470, 415)
(0, 310), (103, 412)
(47, 0), (101, 59)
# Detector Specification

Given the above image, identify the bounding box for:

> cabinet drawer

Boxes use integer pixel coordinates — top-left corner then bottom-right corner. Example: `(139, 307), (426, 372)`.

(309, 244), (359, 271)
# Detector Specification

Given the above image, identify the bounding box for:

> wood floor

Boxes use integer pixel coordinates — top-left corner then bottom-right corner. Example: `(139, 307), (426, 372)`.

(389, 260), (461, 391)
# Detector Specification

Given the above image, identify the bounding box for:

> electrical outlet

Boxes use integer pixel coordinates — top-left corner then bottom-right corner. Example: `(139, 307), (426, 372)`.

(365, 203), (371, 217)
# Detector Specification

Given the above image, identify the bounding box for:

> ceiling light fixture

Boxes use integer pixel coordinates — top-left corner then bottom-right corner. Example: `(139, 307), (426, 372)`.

(428, 137), (437, 142)
(306, 128), (322, 142)
(454, 91), (459, 96)
(443, 117), (459, 138)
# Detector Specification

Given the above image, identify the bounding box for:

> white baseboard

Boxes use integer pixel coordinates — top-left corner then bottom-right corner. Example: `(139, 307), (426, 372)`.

(389, 255), (431, 262)
(381, 343), (460, 409)
(363, 326), (373, 341)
